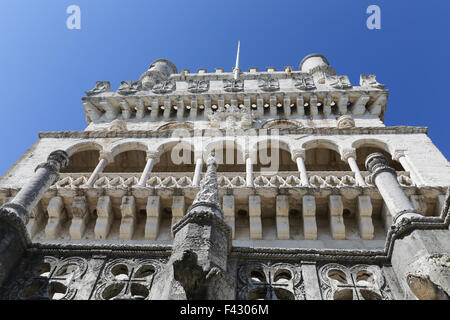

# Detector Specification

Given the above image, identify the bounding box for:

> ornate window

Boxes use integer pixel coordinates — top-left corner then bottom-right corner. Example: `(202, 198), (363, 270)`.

(237, 263), (304, 300)
(319, 263), (392, 300)
(93, 259), (162, 300)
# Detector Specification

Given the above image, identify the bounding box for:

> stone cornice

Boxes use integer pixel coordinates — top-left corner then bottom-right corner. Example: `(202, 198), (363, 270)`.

(38, 126), (429, 139)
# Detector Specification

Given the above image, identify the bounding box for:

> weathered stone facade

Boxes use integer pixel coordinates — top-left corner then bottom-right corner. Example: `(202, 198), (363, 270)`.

(0, 54), (449, 300)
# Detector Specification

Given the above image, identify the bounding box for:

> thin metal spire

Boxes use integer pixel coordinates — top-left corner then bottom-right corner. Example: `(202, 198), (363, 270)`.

(234, 40), (240, 80)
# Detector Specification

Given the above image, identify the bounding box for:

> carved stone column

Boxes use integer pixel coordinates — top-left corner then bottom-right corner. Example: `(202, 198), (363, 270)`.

(393, 149), (423, 185)
(86, 151), (113, 187)
(341, 148), (366, 187)
(149, 153), (233, 300)
(0, 150), (69, 286)
(365, 153), (422, 224)
(291, 149), (309, 186)
(192, 156), (204, 187)
(137, 151), (160, 187)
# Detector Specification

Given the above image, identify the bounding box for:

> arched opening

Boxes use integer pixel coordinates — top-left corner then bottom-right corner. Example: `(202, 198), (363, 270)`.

(355, 146), (404, 171)
(104, 150), (147, 173)
(61, 149), (100, 173)
(209, 141), (246, 172)
(254, 141), (296, 173)
(305, 148), (350, 171)
(152, 143), (195, 173)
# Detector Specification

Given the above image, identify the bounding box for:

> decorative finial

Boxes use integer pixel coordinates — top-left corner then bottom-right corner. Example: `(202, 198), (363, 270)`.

(190, 152), (221, 212)
(234, 41), (241, 80)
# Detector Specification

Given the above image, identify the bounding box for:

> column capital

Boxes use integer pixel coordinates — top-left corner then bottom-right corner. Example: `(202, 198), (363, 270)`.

(365, 153), (395, 183)
(340, 148), (356, 162)
(146, 150), (161, 162)
(99, 151), (114, 163)
(291, 149), (306, 161)
(392, 149), (407, 162)
(35, 150), (69, 173)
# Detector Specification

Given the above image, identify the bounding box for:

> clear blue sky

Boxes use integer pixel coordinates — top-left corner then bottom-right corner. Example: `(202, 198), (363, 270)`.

(0, 0), (449, 176)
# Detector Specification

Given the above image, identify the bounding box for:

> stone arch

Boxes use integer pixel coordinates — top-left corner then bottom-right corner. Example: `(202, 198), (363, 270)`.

(302, 139), (350, 171)
(352, 138), (403, 171)
(253, 138), (296, 172)
(205, 138), (246, 172)
(261, 119), (302, 129)
(157, 121), (194, 131)
(152, 140), (195, 172)
(62, 142), (103, 173)
(104, 141), (149, 173)
(109, 141), (149, 158)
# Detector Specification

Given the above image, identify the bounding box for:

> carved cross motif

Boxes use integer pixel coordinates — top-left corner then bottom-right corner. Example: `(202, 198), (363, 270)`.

(238, 263), (303, 300)
(258, 77), (279, 91)
(117, 81), (140, 95)
(319, 263), (391, 300)
(86, 81), (110, 96)
(223, 79), (244, 92)
(95, 259), (160, 300)
(8, 256), (88, 300)
(293, 75), (316, 90)
(326, 75), (352, 89)
(152, 80), (175, 94)
(188, 79), (209, 93)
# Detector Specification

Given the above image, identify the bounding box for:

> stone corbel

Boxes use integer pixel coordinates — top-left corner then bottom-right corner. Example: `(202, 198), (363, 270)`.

(119, 195), (136, 240)
(269, 95), (277, 116)
(302, 195), (317, 240)
(69, 196), (89, 239)
(296, 95), (305, 116)
(151, 97), (159, 120)
(309, 94), (318, 116)
(222, 195), (235, 239)
(249, 195), (262, 240)
(368, 94), (387, 115)
(323, 94), (332, 117)
(45, 196), (66, 239)
(98, 99), (119, 120)
(119, 100), (132, 119)
(171, 196), (185, 238)
(177, 97), (185, 119)
(357, 195), (374, 240)
(351, 94), (370, 115)
(256, 95), (264, 116)
(276, 195), (290, 240)
(82, 101), (102, 121)
(163, 97), (172, 119)
(145, 196), (161, 240)
(283, 95), (291, 116)
(190, 96), (198, 119)
(329, 195), (345, 240)
(135, 98), (146, 119)
(337, 94), (349, 115)
(94, 196), (113, 239)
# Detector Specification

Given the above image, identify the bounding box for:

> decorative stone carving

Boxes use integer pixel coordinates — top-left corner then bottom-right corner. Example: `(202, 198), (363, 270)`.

(152, 80), (175, 94)
(108, 119), (128, 132)
(337, 115), (355, 129)
(5, 256), (88, 300)
(187, 80), (209, 93)
(85, 81), (110, 96)
(237, 262), (304, 300)
(117, 81), (140, 95)
(319, 263), (392, 300)
(360, 74), (384, 89)
(206, 104), (254, 130)
(326, 75), (352, 89)
(258, 77), (279, 92)
(223, 79), (244, 92)
(93, 259), (162, 300)
(82, 101), (102, 121)
(293, 75), (316, 90)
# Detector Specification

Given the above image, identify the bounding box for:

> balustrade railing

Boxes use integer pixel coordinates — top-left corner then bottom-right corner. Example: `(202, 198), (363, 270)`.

(51, 170), (414, 189)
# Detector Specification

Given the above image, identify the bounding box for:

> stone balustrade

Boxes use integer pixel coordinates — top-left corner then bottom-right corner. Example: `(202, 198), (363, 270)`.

(49, 170), (414, 190)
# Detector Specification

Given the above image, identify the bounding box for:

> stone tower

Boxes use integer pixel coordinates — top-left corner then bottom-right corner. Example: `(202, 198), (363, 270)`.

(0, 54), (449, 300)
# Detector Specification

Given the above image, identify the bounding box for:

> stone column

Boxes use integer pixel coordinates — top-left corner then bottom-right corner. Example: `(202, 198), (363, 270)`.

(149, 153), (233, 300)
(292, 149), (309, 186)
(245, 153), (254, 188)
(0, 150), (69, 286)
(393, 150), (423, 185)
(365, 153), (422, 224)
(192, 156), (204, 187)
(137, 151), (160, 187)
(341, 148), (366, 187)
(86, 151), (113, 187)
